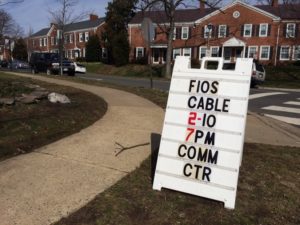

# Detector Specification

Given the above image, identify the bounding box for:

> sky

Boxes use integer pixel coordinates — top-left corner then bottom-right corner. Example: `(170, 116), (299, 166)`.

(1, 0), (111, 35)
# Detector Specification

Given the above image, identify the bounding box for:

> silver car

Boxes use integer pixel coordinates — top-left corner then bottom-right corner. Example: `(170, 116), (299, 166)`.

(251, 61), (266, 87)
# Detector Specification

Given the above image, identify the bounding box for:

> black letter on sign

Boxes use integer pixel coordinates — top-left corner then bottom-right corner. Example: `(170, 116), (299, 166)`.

(211, 81), (219, 94)
(178, 144), (187, 158)
(202, 167), (211, 182)
(189, 80), (196, 92)
(223, 99), (230, 112)
(204, 132), (215, 146)
(194, 130), (204, 143)
(208, 150), (218, 164)
(188, 96), (197, 109)
(194, 164), (203, 179)
(206, 98), (214, 111)
(183, 163), (192, 177)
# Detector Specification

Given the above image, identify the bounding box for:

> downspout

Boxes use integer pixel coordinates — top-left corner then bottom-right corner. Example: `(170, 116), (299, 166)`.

(275, 23), (280, 66)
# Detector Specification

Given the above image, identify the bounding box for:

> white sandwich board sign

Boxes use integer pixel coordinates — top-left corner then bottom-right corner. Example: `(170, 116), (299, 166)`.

(153, 57), (253, 209)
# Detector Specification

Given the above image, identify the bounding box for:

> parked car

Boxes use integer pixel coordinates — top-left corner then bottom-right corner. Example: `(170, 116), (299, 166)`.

(29, 52), (75, 76)
(0, 60), (9, 68)
(74, 62), (86, 74)
(8, 59), (30, 69)
(222, 60), (266, 87)
(251, 60), (266, 87)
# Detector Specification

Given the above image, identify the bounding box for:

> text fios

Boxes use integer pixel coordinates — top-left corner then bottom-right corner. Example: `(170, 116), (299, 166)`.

(180, 80), (230, 182)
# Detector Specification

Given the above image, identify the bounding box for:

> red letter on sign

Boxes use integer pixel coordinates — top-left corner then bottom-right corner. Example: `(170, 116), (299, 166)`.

(186, 128), (195, 141)
(188, 112), (197, 125)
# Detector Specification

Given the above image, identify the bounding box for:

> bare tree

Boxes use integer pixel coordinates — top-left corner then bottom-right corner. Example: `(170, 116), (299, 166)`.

(48, 0), (89, 75)
(0, 0), (23, 6)
(138, 0), (221, 78)
(0, 9), (15, 38)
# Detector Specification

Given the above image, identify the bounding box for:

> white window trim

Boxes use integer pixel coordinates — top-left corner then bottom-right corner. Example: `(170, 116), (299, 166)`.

(173, 27), (176, 40)
(181, 27), (189, 40)
(280, 45), (291, 61)
(79, 33), (83, 42)
(286, 23), (296, 38)
(85, 32), (89, 42)
(173, 48), (181, 59)
(70, 34), (73, 43)
(218, 25), (227, 38)
(204, 25), (212, 38)
(210, 46), (219, 57)
(136, 47), (144, 59)
(199, 46), (207, 59)
(51, 37), (54, 46)
(292, 45), (300, 60)
(248, 46), (258, 58)
(43, 37), (47, 47)
(244, 24), (252, 37)
(183, 47), (191, 56)
(259, 23), (268, 37)
(259, 45), (270, 60)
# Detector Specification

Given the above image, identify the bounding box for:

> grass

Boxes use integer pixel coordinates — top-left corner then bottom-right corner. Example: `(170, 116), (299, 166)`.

(0, 73), (107, 161)
(55, 143), (300, 225)
(263, 65), (300, 88)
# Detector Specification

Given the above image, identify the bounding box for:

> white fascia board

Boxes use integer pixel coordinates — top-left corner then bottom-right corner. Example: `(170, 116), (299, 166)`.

(47, 25), (55, 36)
(195, 0), (280, 24)
(129, 22), (195, 28)
(282, 20), (300, 23)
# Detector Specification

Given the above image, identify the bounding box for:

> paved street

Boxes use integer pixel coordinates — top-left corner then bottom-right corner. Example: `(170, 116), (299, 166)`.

(1, 69), (300, 127)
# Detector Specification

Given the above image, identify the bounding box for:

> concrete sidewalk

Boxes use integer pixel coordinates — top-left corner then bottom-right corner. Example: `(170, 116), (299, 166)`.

(0, 73), (165, 225)
(0, 73), (299, 225)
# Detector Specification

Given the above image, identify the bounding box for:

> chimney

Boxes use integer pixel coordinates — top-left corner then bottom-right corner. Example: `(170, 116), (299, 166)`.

(200, 1), (205, 13)
(271, 0), (279, 7)
(90, 14), (98, 21)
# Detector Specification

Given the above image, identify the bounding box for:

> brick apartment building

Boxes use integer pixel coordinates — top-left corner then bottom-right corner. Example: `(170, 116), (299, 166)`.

(128, 0), (300, 66)
(28, 14), (106, 60)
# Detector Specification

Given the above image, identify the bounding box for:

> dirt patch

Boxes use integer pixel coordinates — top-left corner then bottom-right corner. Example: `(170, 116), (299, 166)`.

(0, 73), (107, 161)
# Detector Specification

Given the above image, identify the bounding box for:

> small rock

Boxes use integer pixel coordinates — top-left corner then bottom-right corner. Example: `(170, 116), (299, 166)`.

(0, 98), (15, 105)
(29, 91), (49, 100)
(24, 83), (40, 89)
(48, 92), (71, 104)
(17, 95), (38, 104)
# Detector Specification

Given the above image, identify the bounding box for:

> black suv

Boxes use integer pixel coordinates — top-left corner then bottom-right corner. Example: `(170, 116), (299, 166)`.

(29, 52), (75, 76)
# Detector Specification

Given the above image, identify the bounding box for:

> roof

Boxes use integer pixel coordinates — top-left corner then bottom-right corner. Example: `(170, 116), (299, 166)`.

(129, 8), (216, 24)
(256, 4), (300, 20)
(130, 3), (300, 25)
(31, 17), (105, 37)
(31, 28), (51, 37)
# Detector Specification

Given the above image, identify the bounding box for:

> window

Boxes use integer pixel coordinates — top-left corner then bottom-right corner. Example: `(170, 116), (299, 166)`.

(79, 33), (83, 42)
(32, 40), (35, 47)
(102, 47), (107, 59)
(286, 23), (296, 38)
(43, 38), (47, 47)
(173, 48), (181, 59)
(260, 46), (270, 60)
(173, 28), (176, 40)
(259, 23), (268, 37)
(243, 24), (252, 37)
(204, 25), (212, 38)
(39, 38), (42, 47)
(64, 35), (68, 44)
(85, 32), (89, 42)
(136, 47), (144, 58)
(293, 46), (300, 60)
(181, 27), (189, 39)
(210, 46), (219, 57)
(70, 34), (73, 43)
(51, 37), (54, 46)
(218, 25), (227, 38)
(199, 46), (207, 58)
(248, 46), (258, 58)
(183, 48), (191, 57)
(280, 46), (290, 60)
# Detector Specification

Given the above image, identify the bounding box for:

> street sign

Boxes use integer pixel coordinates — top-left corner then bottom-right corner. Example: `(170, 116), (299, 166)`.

(153, 57), (253, 209)
(141, 17), (155, 43)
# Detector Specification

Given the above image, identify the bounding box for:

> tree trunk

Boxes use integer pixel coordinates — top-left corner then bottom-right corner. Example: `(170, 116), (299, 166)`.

(165, 12), (175, 79)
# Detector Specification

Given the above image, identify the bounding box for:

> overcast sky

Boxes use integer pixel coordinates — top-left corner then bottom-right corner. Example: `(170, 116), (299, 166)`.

(1, 0), (111, 35)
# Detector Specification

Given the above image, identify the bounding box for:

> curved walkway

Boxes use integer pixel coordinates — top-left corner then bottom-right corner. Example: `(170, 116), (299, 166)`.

(0, 73), (165, 225)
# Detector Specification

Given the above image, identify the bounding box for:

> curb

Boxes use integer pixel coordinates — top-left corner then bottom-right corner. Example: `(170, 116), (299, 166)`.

(259, 86), (300, 92)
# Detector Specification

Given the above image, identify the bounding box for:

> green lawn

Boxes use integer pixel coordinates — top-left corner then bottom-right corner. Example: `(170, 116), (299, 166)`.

(264, 65), (300, 88)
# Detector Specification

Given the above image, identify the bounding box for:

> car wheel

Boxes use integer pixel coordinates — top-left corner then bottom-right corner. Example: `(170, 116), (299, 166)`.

(46, 68), (51, 75)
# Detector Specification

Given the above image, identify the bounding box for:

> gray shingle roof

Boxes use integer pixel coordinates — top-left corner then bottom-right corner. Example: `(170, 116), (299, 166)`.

(256, 4), (300, 20)
(31, 28), (51, 37)
(31, 17), (105, 37)
(129, 8), (216, 24)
